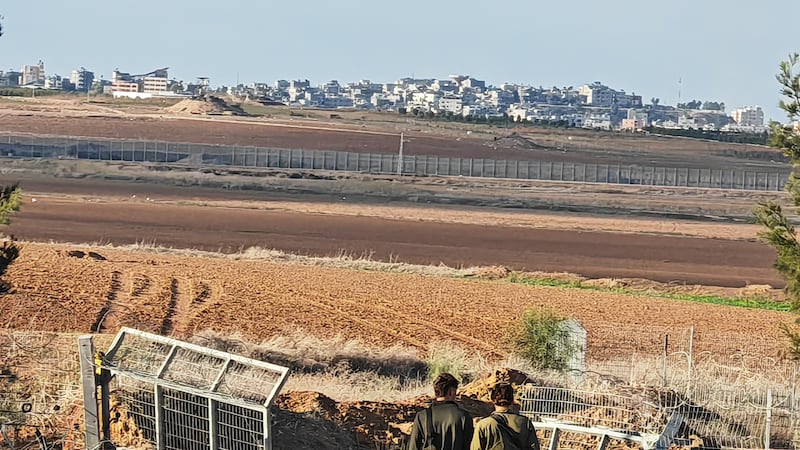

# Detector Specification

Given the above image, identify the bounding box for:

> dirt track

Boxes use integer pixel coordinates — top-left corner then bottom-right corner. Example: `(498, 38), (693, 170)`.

(7, 178), (782, 288)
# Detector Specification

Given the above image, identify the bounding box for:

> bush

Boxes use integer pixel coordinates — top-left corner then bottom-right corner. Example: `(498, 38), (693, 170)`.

(0, 183), (21, 292)
(425, 341), (478, 383)
(510, 307), (575, 371)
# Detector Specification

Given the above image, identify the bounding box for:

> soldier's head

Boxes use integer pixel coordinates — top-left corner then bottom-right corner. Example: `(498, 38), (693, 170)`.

(490, 382), (515, 407)
(433, 372), (459, 400)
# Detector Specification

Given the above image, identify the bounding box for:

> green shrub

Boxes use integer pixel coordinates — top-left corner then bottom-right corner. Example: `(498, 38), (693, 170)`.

(425, 341), (476, 383)
(510, 307), (575, 371)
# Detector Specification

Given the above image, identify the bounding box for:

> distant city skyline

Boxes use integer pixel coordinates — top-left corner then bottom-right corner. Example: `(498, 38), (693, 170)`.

(1, 0), (799, 121)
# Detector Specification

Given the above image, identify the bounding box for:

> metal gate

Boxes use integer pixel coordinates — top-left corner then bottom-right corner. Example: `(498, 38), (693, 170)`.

(79, 328), (290, 450)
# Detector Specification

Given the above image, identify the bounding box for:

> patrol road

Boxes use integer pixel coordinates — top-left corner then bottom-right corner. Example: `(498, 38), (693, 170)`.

(6, 177), (782, 289)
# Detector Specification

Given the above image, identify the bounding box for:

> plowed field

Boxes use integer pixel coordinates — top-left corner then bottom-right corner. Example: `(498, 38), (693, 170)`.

(2, 243), (790, 360)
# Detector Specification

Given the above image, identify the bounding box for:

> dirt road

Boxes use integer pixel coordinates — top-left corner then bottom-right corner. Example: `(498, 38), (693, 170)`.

(7, 178), (782, 288)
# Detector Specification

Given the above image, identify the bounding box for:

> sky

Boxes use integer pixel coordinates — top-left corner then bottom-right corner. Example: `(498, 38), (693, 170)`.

(2, 0), (799, 121)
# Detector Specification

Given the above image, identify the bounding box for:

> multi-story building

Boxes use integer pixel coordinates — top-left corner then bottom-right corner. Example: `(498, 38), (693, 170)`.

(0, 70), (21, 87)
(321, 80), (341, 95)
(731, 106), (764, 127)
(483, 89), (516, 108)
(290, 79), (310, 90)
(70, 68), (94, 92)
(620, 109), (649, 131)
(112, 81), (139, 93)
(408, 91), (440, 112)
(142, 76), (168, 93)
(44, 75), (68, 90)
(21, 61), (45, 86)
(432, 79), (458, 93)
(437, 95), (463, 114)
(460, 77), (486, 92)
(579, 82), (642, 108)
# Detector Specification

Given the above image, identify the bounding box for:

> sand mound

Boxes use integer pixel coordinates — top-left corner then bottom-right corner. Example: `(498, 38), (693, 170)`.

(460, 368), (535, 401)
(166, 95), (246, 116)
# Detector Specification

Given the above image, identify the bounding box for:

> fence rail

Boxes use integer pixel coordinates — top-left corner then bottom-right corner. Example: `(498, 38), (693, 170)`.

(0, 133), (790, 191)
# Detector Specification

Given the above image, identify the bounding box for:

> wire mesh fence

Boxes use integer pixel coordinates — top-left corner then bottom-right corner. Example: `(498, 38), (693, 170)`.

(524, 324), (800, 449)
(0, 331), (91, 449)
(3, 325), (800, 449)
(97, 328), (289, 450)
(0, 132), (789, 191)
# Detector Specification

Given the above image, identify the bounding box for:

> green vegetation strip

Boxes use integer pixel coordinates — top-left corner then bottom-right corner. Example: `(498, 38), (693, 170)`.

(506, 274), (791, 312)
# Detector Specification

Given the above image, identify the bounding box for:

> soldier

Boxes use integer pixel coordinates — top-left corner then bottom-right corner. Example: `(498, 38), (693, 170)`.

(408, 372), (473, 450)
(470, 383), (540, 450)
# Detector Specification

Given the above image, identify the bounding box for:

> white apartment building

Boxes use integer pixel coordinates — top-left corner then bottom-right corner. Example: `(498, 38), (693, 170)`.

(731, 106), (764, 127)
(579, 82), (642, 108)
(21, 61), (45, 86)
(44, 75), (63, 90)
(70, 68), (94, 92)
(583, 113), (612, 130)
(579, 83), (614, 106)
(437, 95), (463, 114)
(143, 76), (168, 93)
(408, 91), (441, 111)
(507, 105), (533, 122)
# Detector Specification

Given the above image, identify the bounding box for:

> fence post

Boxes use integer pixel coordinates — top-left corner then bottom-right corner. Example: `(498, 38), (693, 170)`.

(79, 335), (102, 450)
(687, 325), (694, 397)
(662, 334), (669, 387)
(765, 388), (772, 450)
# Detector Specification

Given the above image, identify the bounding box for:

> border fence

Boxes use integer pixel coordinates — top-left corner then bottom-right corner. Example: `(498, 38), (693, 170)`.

(1, 325), (798, 449)
(0, 133), (790, 191)
(519, 323), (799, 450)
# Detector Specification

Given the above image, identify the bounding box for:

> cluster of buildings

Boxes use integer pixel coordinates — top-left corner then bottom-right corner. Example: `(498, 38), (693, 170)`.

(0, 61), (96, 92)
(0, 61), (767, 132)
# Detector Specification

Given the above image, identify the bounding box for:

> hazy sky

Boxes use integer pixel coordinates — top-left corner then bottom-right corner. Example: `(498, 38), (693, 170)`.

(2, 0), (799, 120)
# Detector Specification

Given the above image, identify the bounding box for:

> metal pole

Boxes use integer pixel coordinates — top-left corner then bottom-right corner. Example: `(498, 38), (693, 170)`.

(765, 388), (772, 450)
(687, 326), (694, 396)
(78, 336), (102, 450)
(397, 132), (404, 175)
(209, 399), (218, 450)
(155, 385), (164, 450)
(662, 334), (669, 387)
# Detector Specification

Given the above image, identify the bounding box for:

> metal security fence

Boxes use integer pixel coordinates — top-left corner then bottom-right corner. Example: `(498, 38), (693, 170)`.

(526, 323), (800, 450)
(82, 327), (290, 450)
(0, 133), (790, 191)
(0, 332), (93, 450)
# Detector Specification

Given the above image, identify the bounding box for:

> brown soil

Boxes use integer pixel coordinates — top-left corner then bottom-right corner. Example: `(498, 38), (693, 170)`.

(1, 242), (790, 360)
(7, 186), (782, 288)
(0, 98), (790, 450)
(165, 96), (246, 116)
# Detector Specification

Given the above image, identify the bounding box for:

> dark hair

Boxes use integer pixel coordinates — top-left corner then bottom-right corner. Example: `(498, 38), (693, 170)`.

(490, 383), (515, 406)
(433, 372), (459, 398)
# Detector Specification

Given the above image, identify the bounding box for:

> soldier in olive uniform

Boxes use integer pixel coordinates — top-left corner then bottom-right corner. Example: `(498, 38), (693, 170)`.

(408, 372), (474, 450)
